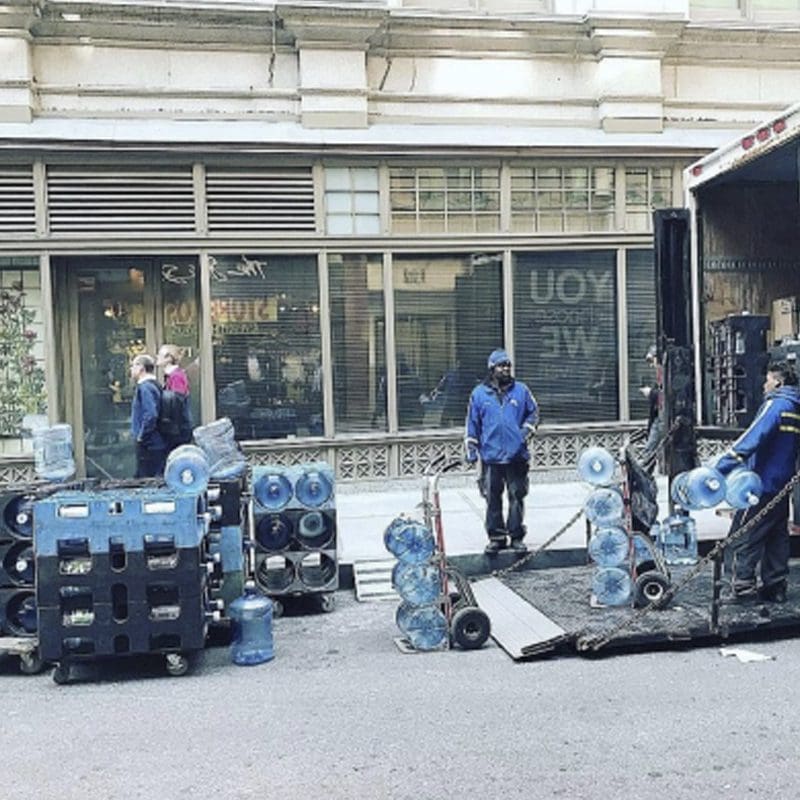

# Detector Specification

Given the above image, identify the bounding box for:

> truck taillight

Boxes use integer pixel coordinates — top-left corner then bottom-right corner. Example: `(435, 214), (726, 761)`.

(691, 164), (703, 176)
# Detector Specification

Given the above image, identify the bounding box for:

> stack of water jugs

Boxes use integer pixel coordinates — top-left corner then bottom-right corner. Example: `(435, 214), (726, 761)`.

(250, 462), (339, 610)
(0, 423), (76, 638)
(578, 447), (634, 607)
(384, 516), (448, 650)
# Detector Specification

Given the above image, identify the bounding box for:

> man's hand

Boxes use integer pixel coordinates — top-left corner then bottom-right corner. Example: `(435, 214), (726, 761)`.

(465, 446), (478, 465)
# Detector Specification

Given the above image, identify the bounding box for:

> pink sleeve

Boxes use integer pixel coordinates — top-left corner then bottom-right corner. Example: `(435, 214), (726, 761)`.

(166, 369), (190, 395)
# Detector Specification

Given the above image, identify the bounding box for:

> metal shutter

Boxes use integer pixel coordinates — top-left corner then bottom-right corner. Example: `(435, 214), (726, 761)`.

(205, 167), (316, 234)
(626, 249), (657, 420)
(0, 166), (36, 234)
(46, 167), (196, 234)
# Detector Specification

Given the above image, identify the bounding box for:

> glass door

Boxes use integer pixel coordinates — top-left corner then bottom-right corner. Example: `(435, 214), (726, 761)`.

(61, 256), (199, 479)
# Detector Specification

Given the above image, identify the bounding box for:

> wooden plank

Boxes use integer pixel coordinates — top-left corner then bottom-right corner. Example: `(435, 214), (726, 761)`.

(471, 577), (568, 660)
(353, 559), (399, 602)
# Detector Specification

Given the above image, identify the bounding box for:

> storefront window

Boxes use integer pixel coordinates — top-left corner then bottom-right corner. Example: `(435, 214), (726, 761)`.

(393, 252), (503, 430)
(0, 258), (46, 454)
(513, 251), (618, 423)
(626, 250), (657, 421)
(211, 254), (322, 440)
(329, 254), (386, 432)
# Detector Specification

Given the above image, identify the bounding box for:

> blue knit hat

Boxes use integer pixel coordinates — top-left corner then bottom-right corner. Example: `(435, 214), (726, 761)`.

(487, 349), (511, 368)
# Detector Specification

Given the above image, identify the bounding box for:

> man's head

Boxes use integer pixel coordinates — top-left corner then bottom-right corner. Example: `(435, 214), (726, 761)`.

(487, 349), (512, 385)
(764, 360), (798, 395)
(130, 353), (156, 382)
(157, 344), (181, 367)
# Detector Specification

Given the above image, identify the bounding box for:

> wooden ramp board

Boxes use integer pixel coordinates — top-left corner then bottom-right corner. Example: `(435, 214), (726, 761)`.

(471, 577), (571, 660)
(353, 559), (399, 602)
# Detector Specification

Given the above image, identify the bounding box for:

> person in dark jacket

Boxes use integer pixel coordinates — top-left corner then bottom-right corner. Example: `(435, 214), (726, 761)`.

(130, 353), (167, 478)
(715, 361), (800, 602)
(465, 349), (539, 554)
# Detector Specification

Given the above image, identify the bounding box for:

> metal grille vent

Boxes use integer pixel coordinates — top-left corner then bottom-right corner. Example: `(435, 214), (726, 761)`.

(0, 167), (36, 234)
(46, 167), (196, 234)
(205, 168), (316, 233)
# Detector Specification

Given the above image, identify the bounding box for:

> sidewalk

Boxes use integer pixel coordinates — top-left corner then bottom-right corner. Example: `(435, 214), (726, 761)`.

(335, 473), (731, 565)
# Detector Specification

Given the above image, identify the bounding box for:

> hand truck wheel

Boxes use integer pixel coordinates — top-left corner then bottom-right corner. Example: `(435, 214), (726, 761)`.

(450, 606), (491, 650)
(19, 649), (44, 675)
(633, 571), (671, 609)
(165, 652), (190, 677)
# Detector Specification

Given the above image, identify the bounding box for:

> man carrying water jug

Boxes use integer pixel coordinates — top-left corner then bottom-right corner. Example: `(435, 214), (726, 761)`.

(715, 361), (800, 603)
(465, 349), (539, 555)
(130, 353), (167, 478)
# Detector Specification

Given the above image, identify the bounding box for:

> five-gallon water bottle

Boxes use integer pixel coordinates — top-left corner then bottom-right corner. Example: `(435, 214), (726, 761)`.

(33, 423), (76, 482)
(392, 561), (442, 606)
(588, 526), (629, 567)
(658, 514), (698, 565)
(725, 468), (763, 509)
(296, 511), (332, 549)
(592, 567), (632, 606)
(577, 446), (617, 486)
(401, 604), (449, 651)
(5, 495), (34, 539)
(193, 418), (247, 480)
(255, 512), (293, 552)
(671, 466), (726, 510)
(383, 517), (436, 564)
(228, 581), (275, 665)
(164, 444), (210, 494)
(295, 465), (333, 508)
(253, 471), (293, 510)
(584, 487), (624, 526)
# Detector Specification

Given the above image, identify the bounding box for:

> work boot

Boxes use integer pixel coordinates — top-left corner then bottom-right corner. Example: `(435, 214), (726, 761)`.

(484, 539), (504, 555)
(759, 582), (788, 604)
(731, 583), (758, 603)
(507, 539), (527, 553)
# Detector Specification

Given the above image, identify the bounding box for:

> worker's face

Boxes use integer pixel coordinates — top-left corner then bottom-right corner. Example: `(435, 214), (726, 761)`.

(764, 371), (783, 395)
(130, 361), (142, 383)
(492, 361), (512, 384)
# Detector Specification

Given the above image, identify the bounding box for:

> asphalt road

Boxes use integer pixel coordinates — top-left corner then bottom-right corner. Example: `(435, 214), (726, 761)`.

(3, 592), (800, 800)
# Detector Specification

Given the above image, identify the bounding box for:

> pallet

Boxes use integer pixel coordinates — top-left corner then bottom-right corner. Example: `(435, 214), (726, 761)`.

(352, 559), (399, 602)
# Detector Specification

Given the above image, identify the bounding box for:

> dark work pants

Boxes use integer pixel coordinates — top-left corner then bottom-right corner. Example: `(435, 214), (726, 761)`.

(727, 493), (790, 592)
(135, 443), (166, 479)
(480, 460), (530, 541)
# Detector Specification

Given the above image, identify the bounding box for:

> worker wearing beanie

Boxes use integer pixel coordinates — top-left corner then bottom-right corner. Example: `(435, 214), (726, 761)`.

(465, 349), (539, 554)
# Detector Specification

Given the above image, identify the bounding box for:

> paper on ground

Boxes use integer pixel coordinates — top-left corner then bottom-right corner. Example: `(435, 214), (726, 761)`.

(719, 647), (775, 663)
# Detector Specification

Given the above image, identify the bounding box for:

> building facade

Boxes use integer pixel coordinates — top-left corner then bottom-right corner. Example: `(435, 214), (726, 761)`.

(1, 0), (799, 481)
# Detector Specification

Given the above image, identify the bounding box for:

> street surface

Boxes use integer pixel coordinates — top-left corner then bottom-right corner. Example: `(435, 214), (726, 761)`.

(3, 591), (800, 800)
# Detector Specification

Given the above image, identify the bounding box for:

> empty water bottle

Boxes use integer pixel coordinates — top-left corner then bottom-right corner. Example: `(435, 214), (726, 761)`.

(725, 468), (763, 509)
(584, 487), (624, 526)
(3, 542), (35, 585)
(33, 424), (76, 482)
(401, 604), (449, 651)
(383, 517), (436, 564)
(577, 446), (616, 486)
(658, 514), (698, 565)
(671, 466), (726, 510)
(392, 561), (442, 606)
(164, 445), (210, 494)
(229, 581), (274, 665)
(295, 465), (333, 508)
(4, 494), (34, 539)
(253, 471), (293, 510)
(588, 526), (629, 567)
(193, 418), (247, 480)
(592, 567), (632, 606)
(296, 511), (333, 548)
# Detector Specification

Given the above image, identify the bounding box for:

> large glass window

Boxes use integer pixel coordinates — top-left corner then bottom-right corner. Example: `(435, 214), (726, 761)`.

(392, 252), (503, 430)
(211, 254), (322, 440)
(329, 254), (386, 432)
(626, 250), (657, 421)
(513, 251), (618, 423)
(324, 167), (380, 235)
(0, 258), (46, 455)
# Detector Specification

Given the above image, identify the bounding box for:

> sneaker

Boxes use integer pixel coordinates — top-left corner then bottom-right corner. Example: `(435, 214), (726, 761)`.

(508, 539), (527, 553)
(759, 583), (788, 604)
(484, 539), (504, 555)
(731, 585), (758, 602)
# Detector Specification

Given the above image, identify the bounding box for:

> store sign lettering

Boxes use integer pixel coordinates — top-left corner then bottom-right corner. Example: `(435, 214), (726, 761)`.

(211, 297), (277, 324)
(530, 269), (611, 305)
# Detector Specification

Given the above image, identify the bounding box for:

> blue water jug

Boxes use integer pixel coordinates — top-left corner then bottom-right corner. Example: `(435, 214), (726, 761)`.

(229, 581), (274, 665)
(255, 512), (293, 552)
(584, 487), (624, 526)
(631, 527), (658, 566)
(253, 471), (293, 510)
(592, 567), (632, 606)
(402, 604), (449, 651)
(295, 466), (333, 508)
(296, 511), (333, 549)
(392, 561), (442, 606)
(4, 495), (34, 539)
(577, 446), (616, 486)
(383, 518), (436, 564)
(33, 424), (76, 482)
(3, 542), (35, 585)
(725, 468), (763, 509)
(588, 526), (629, 567)
(193, 418), (247, 480)
(671, 466), (726, 510)
(658, 514), (698, 565)
(164, 444), (210, 494)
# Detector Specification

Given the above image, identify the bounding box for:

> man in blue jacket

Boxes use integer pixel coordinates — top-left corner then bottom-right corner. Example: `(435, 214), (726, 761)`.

(130, 353), (167, 478)
(465, 349), (539, 554)
(716, 361), (800, 602)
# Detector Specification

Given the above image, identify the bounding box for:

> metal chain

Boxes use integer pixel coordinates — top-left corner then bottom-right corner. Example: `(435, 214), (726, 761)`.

(580, 469), (800, 652)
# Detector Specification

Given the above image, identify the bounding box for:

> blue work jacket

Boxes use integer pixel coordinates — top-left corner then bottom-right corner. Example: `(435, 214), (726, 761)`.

(465, 378), (539, 465)
(131, 376), (167, 451)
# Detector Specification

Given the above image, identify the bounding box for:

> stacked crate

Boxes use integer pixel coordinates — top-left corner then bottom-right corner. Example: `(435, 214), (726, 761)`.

(250, 462), (338, 613)
(206, 476), (246, 614)
(34, 487), (214, 666)
(0, 487), (38, 637)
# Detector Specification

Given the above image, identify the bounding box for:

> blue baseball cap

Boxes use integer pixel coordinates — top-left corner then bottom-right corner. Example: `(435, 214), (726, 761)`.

(487, 349), (511, 368)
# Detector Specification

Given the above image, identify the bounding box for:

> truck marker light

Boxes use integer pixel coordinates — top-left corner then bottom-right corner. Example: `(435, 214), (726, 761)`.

(691, 165), (703, 176)
(756, 127), (770, 142)
(773, 118), (787, 134)
(741, 135), (755, 150)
